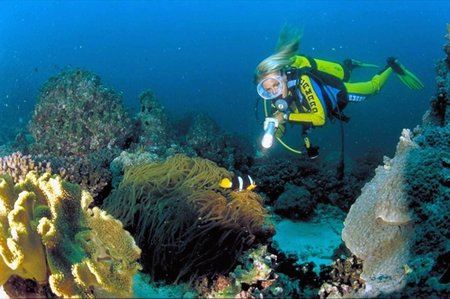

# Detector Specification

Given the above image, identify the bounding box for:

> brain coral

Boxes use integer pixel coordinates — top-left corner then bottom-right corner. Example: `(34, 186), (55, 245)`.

(103, 154), (270, 283)
(0, 171), (141, 298)
(29, 69), (134, 157)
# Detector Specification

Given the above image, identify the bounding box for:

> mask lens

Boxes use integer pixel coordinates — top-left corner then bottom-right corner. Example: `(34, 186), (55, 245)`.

(256, 76), (284, 100)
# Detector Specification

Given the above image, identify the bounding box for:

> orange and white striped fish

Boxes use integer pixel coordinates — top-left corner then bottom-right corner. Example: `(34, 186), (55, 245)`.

(219, 175), (257, 192)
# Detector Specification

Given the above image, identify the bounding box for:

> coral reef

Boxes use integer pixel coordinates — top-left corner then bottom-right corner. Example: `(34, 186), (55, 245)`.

(430, 27), (450, 127)
(109, 149), (161, 188)
(198, 245), (281, 298)
(0, 151), (52, 183)
(0, 150), (114, 201)
(250, 152), (378, 212)
(45, 149), (116, 201)
(318, 255), (365, 298)
(103, 154), (272, 283)
(23, 68), (137, 200)
(28, 68), (134, 157)
(249, 155), (319, 202)
(2, 275), (55, 298)
(274, 183), (316, 220)
(341, 27), (450, 298)
(0, 171), (141, 298)
(135, 90), (177, 148)
(181, 112), (255, 172)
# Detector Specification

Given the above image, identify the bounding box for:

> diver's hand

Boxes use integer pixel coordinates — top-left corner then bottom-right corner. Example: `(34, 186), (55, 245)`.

(306, 146), (319, 159)
(273, 111), (287, 125)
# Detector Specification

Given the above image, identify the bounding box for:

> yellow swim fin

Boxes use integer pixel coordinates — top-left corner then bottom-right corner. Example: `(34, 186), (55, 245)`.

(387, 57), (424, 90)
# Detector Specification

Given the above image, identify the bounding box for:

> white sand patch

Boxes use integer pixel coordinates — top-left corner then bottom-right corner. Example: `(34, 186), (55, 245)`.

(132, 272), (197, 298)
(0, 286), (9, 298)
(272, 204), (345, 272)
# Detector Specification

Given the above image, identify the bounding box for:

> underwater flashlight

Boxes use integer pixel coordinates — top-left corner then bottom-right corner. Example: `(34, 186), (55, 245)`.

(261, 117), (278, 149)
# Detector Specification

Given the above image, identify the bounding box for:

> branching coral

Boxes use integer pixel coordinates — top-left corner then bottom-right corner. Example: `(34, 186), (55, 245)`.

(0, 171), (141, 298)
(103, 154), (270, 283)
(0, 151), (52, 183)
(0, 150), (112, 200)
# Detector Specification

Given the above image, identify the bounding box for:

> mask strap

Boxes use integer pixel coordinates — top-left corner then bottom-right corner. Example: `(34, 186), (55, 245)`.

(283, 67), (299, 89)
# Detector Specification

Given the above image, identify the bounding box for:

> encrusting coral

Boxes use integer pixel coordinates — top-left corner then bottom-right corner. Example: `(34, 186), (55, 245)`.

(0, 171), (141, 298)
(103, 154), (271, 283)
(342, 129), (416, 297)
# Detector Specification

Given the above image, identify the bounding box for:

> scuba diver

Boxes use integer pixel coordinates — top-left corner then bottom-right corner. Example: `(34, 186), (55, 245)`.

(255, 27), (424, 159)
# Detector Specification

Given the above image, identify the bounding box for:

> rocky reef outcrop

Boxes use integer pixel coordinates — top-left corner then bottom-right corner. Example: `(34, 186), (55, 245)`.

(29, 69), (134, 157)
(341, 26), (450, 298)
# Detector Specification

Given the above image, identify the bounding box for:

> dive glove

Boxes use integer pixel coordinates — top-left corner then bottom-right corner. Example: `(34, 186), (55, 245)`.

(306, 146), (319, 159)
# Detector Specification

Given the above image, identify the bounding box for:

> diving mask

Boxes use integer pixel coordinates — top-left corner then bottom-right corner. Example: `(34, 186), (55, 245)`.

(256, 76), (285, 100)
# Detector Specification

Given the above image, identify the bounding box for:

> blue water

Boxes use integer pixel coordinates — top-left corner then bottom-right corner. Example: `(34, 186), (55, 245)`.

(0, 0), (448, 158)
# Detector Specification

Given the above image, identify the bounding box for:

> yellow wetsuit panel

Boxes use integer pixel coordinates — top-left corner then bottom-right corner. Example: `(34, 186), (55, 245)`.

(345, 68), (393, 95)
(291, 56), (312, 68)
(286, 75), (326, 126)
(290, 55), (345, 80)
(313, 58), (345, 80)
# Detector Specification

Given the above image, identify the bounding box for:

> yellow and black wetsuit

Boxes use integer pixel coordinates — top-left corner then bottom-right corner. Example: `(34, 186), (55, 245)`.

(280, 55), (394, 127)
(274, 55), (396, 156)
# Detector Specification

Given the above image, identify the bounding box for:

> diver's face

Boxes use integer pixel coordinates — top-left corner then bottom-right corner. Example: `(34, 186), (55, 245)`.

(259, 72), (288, 99)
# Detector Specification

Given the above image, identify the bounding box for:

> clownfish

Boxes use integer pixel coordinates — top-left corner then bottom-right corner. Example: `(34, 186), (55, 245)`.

(219, 175), (257, 192)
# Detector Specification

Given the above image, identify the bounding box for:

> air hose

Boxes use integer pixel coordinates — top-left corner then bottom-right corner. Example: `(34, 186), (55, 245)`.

(263, 98), (303, 154)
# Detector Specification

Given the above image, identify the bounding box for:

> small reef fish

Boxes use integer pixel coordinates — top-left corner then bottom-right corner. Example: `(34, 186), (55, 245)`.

(219, 175), (257, 192)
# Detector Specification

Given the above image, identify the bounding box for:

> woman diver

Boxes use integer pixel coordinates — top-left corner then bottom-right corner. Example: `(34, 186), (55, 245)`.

(255, 27), (424, 159)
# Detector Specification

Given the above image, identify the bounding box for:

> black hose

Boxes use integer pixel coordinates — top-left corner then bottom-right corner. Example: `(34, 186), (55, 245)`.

(336, 111), (345, 180)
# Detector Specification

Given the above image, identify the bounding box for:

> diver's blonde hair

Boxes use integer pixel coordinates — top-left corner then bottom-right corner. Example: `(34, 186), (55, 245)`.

(254, 26), (302, 83)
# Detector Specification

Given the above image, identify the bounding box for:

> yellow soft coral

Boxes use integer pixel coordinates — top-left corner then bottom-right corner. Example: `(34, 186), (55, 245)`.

(0, 171), (141, 298)
(76, 207), (142, 297)
(0, 174), (48, 285)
